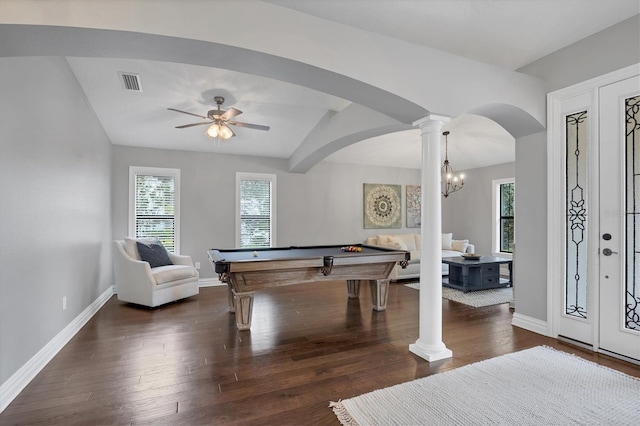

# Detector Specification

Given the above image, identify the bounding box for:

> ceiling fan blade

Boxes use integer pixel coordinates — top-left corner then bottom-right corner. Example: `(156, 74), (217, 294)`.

(167, 108), (208, 120)
(175, 121), (212, 129)
(228, 121), (270, 131)
(221, 107), (242, 121)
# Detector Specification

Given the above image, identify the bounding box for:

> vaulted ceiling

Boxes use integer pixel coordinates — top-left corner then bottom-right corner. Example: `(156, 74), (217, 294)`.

(3, 0), (638, 171)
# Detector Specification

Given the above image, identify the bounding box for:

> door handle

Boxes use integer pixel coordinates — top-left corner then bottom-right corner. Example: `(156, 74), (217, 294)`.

(602, 248), (618, 256)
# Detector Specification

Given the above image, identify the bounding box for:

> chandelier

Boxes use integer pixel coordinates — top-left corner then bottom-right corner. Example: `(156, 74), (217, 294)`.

(441, 131), (464, 198)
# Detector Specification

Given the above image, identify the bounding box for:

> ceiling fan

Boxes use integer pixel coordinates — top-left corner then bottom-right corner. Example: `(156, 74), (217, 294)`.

(168, 96), (270, 141)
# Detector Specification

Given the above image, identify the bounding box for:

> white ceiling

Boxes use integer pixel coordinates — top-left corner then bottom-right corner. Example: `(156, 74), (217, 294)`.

(268, 0), (639, 70)
(67, 57), (351, 158)
(62, 0), (639, 171)
(324, 115), (515, 171)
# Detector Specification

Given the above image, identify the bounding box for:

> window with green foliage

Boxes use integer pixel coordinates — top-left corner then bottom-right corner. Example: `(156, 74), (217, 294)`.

(129, 167), (180, 253)
(237, 173), (276, 248)
(499, 182), (514, 253)
(493, 178), (514, 255)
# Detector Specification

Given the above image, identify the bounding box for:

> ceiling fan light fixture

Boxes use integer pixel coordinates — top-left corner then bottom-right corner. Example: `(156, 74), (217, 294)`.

(205, 123), (234, 141)
(218, 124), (234, 140)
(171, 95), (269, 142)
(205, 123), (221, 139)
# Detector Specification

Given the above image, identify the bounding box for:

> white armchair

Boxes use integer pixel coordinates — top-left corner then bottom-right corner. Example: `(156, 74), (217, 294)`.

(113, 239), (199, 307)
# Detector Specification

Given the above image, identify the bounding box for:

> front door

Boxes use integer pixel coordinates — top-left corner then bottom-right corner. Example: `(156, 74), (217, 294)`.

(599, 76), (640, 361)
(549, 66), (640, 363)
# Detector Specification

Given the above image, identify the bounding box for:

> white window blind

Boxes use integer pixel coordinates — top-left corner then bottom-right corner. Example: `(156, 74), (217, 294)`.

(237, 173), (275, 248)
(129, 167), (180, 253)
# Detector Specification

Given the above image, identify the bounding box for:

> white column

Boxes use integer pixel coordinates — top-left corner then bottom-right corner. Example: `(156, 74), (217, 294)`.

(409, 114), (452, 362)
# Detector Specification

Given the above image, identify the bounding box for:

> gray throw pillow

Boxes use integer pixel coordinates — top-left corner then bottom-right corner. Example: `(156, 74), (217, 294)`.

(136, 240), (173, 268)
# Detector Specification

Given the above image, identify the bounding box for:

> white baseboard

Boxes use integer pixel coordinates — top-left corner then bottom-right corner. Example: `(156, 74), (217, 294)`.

(0, 286), (114, 414)
(511, 312), (549, 336)
(199, 277), (225, 287)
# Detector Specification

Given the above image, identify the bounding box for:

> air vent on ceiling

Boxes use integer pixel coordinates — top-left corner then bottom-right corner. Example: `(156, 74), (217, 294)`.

(119, 72), (142, 92)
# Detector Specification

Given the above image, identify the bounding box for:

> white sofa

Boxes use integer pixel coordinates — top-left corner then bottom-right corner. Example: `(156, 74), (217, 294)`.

(365, 233), (475, 281)
(113, 238), (200, 307)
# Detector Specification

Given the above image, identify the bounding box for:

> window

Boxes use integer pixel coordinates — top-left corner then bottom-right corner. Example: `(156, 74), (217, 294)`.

(129, 167), (180, 253)
(236, 173), (276, 248)
(492, 178), (514, 255)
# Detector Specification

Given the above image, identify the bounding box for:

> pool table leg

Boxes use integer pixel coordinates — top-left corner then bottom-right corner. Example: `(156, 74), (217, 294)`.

(370, 279), (390, 311)
(346, 279), (361, 298)
(231, 289), (254, 331)
(226, 284), (235, 313)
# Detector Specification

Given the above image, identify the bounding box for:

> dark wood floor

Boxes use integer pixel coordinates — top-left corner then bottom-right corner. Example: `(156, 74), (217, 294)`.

(1, 282), (637, 425)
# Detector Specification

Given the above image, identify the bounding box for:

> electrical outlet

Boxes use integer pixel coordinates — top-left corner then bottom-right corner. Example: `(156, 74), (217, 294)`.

(62, 296), (67, 311)
(195, 262), (201, 270)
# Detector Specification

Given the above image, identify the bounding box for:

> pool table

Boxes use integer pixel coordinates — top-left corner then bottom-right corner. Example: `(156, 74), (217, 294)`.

(207, 244), (410, 330)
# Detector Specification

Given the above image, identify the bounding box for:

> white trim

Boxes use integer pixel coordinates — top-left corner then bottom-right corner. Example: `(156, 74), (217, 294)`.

(547, 91), (564, 339)
(408, 342), (453, 362)
(198, 277), (225, 287)
(0, 286), (114, 414)
(235, 172), (277, 248)
(492, 177), (515, 257)
(128, 166), (181, 253)
(511, 312), (549, 336)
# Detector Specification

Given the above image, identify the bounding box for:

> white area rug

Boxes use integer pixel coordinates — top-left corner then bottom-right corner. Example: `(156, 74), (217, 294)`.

(331, 346), (640, 426)
(404, 282), (513, 307)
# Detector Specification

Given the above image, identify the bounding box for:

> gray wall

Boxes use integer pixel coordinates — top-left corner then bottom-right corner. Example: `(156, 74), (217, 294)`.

(441, 162), (515, 255)
(0, 57), (113, 384)
(112, 146), (421, 279)
(513, 132), (547, 319)
(518, 14), (640, 92)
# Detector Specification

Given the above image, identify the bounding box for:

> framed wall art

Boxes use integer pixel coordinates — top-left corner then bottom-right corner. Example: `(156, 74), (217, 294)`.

(406, 185), (421, 228)
(363, 183), (402, 229)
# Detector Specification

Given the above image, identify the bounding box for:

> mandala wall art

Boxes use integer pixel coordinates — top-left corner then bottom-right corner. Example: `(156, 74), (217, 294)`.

(363, 183), (402, 229)
(406, 185), (421, 228)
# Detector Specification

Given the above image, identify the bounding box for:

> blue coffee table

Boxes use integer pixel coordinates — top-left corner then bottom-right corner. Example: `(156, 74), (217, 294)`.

(442, 256), (512, 293)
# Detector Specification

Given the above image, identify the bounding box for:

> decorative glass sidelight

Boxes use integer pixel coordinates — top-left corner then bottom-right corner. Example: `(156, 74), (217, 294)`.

(565, 111), (589, 319)
(626, 95), (640, 330)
